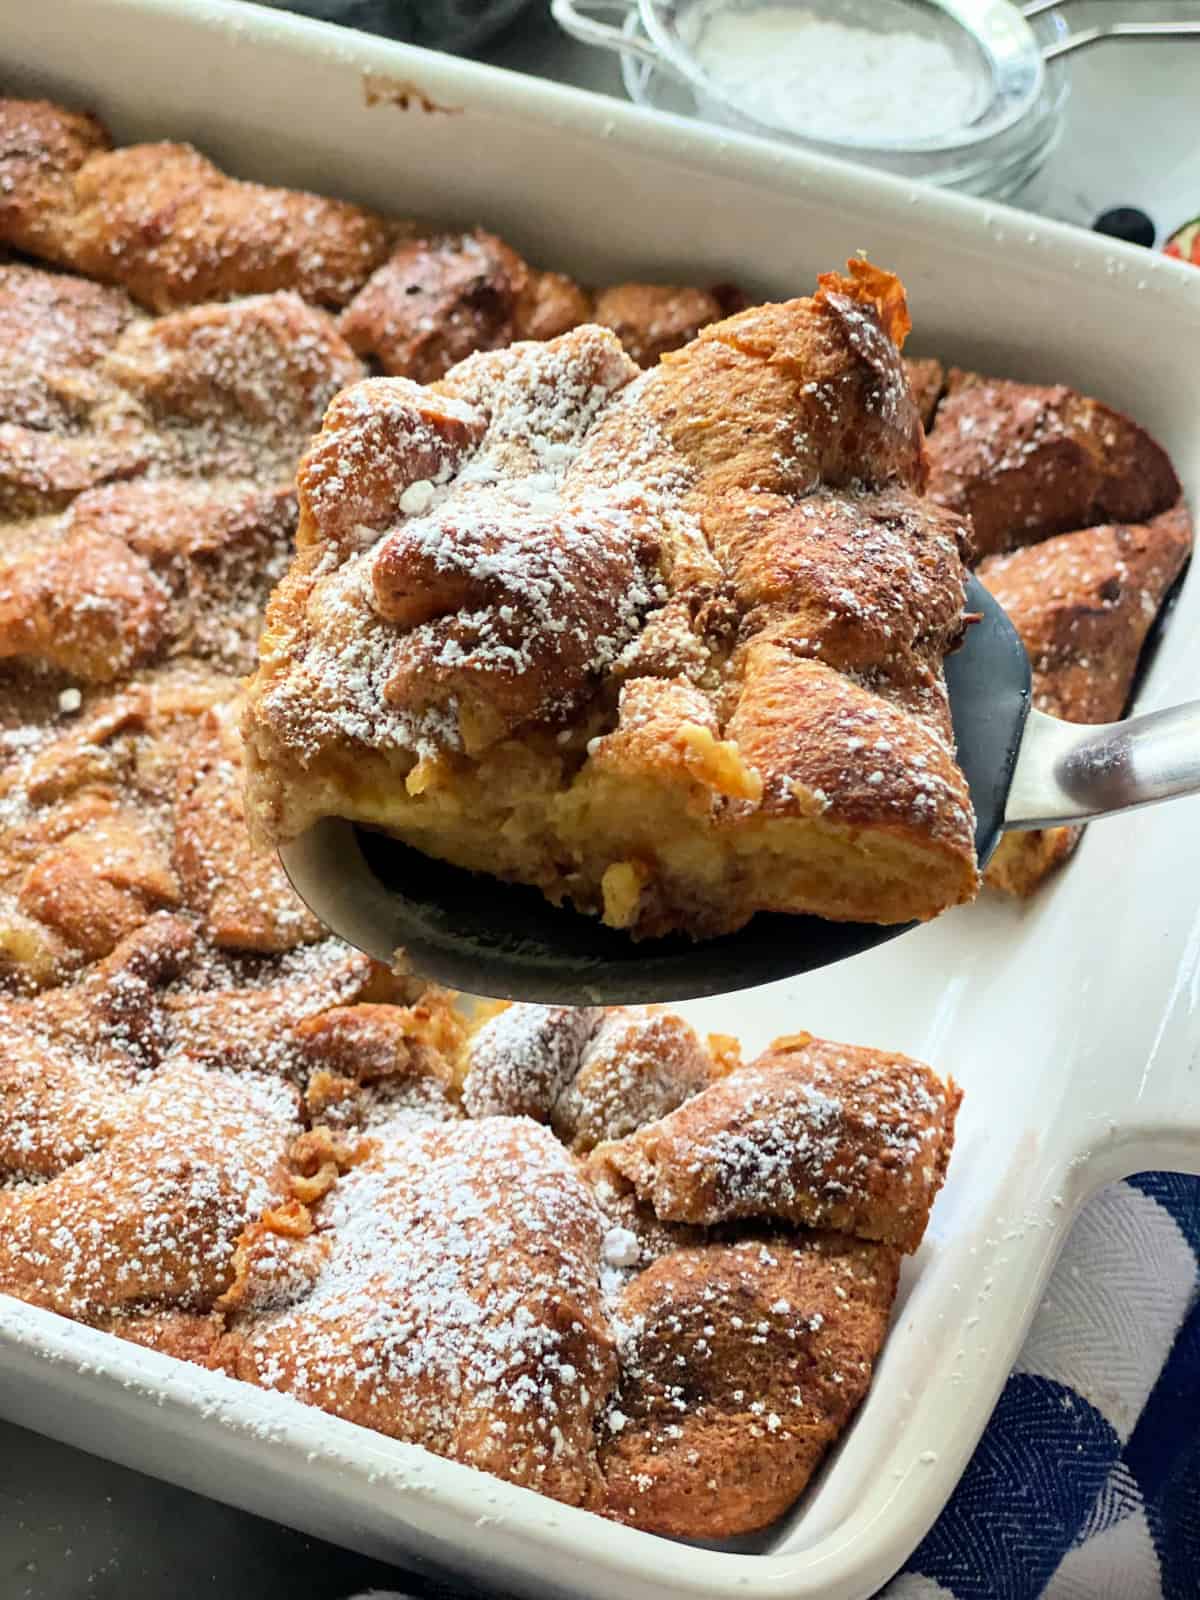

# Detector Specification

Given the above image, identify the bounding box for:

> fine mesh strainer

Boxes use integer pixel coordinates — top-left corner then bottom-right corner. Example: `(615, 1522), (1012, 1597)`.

(552, 0), (1200, 156)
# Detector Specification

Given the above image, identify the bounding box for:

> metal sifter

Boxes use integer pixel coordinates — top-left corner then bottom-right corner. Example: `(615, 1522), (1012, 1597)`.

(552, 0), (1200, 196)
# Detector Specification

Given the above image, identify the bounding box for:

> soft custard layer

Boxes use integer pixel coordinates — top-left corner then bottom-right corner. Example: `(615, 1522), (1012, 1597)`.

(262, 723), (978, 939)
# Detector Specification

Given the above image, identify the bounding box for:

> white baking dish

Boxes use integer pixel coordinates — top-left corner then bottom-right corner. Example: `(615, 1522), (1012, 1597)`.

(2, 2), (1199, 1595)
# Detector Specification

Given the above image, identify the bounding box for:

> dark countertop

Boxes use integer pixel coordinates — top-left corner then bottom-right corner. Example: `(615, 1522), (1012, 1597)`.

(2, 1422), (406, 1600)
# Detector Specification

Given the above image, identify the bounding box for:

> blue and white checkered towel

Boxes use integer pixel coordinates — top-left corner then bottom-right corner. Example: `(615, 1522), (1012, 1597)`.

(351, 1171), (1200, 1600)
(887, 1173), (1200, 1600)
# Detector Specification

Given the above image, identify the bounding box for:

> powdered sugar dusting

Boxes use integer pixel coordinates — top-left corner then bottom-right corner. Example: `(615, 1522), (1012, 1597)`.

(602, 1040), (957, 1251)
(256, 328), (669, 760)
(462, 1003), (601, 1120)
(223, 1117), (616, 1494)
(0, 1058), (298, 1322)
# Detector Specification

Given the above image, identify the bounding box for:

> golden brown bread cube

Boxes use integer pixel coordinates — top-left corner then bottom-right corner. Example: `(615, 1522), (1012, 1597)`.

(461, 1001), (715, 1150)
(0, 473), (295, 687)
(0, 516), (172, 681)
(0, 903), (401, 1149)
(927, 368), (1180, 558)
(296, 997), (465, 1135)
(0, 660), (332, 993)
(15, 806), (180, 960)
(101, 291), (364, 481)
(218, 1117), (618, 1512)
(0, 1059), (299, 1323)
(592, 280), (741, 368)
(0, 100), (392, 310)
(0, 277), (362, 519)
(48, 479), (298, 676)
(551, 1008), (715, 1152)
(713, 484), (971, 680)
(599, 1232), (900, 1536)
(160, 941), (400, 1083)
(594, 1032), (961, 1253)
(980, 502), (1192, 724)
(0, 261), (137, 431)
(172, 699), (325, 953)
(0, 98), (110, 259)
(339, 230), (530, 381)
(0, 261), (146, 518)
(0, 915), (193, 1181)
(0, 664), (231, 991)
(461, 1002), (603, 1120)
(985, 825), (1082, 899)
(515, 267), (593, 342)
(338, 230), (591, 380)
(0, 421), (148, 520)
(981, 502), (1192, 895)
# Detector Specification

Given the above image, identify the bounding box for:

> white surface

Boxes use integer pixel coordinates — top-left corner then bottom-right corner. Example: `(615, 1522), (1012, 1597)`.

(1, 3), (1199, 1598)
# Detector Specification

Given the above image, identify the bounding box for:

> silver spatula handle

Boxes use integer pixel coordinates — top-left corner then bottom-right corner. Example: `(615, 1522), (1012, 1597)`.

(1005, 704), (1200, 830)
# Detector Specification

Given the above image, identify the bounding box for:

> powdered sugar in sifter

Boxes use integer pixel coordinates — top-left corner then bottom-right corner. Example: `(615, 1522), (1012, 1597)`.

(552, 0), (1200, 196)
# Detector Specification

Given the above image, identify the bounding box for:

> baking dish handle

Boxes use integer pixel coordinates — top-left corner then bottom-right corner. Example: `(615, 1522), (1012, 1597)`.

(550, 0), (661, 66)
(1109, 1061), (1200, 1182)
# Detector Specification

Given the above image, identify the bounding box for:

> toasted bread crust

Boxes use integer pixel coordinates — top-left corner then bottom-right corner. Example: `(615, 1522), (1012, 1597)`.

(928, 369), (1180, 557)
(0, 100), (392, 310)
(243, 268), (980, 936)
